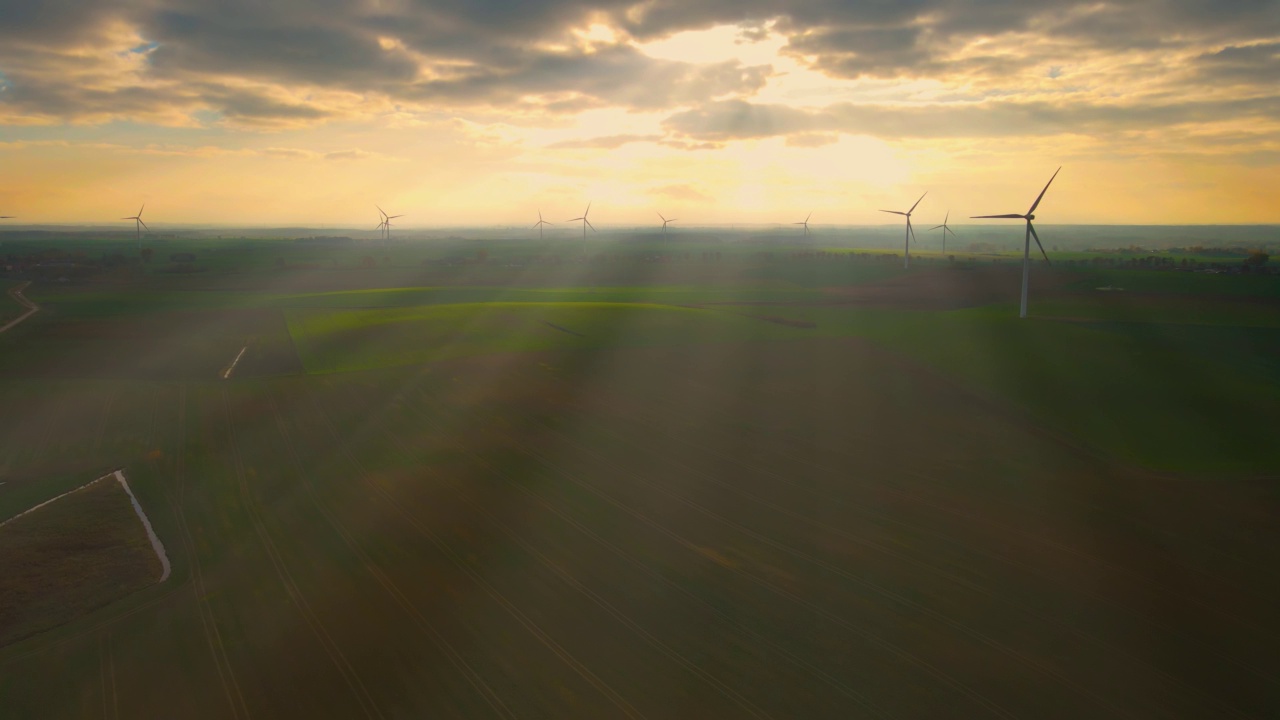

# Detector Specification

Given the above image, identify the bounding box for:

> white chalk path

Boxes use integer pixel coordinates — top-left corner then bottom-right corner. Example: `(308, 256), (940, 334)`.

(0, 469), (171, 583)
(115, 470), (171, 582)
(222, 345), (248, 379)
(0, 281), (39, 334)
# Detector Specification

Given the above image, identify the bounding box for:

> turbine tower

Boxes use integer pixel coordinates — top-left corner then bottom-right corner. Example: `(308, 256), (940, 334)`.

(122, 204), (149, 249)
(972, 167), (1060, 319)
(929, 211), (958, 255)
(793, 212), (812, 236)
(657, 212), (677, 235)
(566, 201), (595, 245)
(532, 210), (553, 239)
(879, 192), (926, 269)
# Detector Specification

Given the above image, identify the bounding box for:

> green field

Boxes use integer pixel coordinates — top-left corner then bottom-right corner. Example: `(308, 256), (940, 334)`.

(1, 237), (1277, 718)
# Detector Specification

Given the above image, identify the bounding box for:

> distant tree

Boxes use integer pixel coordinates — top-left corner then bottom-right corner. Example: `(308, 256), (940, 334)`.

(362, 255), (376, 268)
(1244, 250), (1269, 267)
(139, 247), (153, 263)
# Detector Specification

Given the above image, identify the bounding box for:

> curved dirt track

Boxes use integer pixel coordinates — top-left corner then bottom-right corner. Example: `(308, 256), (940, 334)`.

(1, 282), (39, 334)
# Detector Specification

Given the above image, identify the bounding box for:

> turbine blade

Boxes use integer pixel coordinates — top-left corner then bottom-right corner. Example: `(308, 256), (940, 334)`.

(138, 219), (149, 230)
(944, 210), (949, 224)
(585, 219), (596, 231)
(805, 211), (812, 222)
(668, 219), (677, 223)
(928, 224), (945, 230)
(908, 191), (927, 214)
(584, 200), (591, 216)
(946, 225), (959, 236)
(657, 212), (665, 222)
(970, 214), (1026, 219)
(376, 204), (387, 218)
(1027, 166), (1061, 215)
(879, 210), (907, 216)
(1029, 223), (1051, 265)
(137, 204), (145, 217)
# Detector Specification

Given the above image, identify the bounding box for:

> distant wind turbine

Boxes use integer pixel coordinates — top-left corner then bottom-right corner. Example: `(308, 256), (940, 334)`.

(377, 205), (404, 240)
(972, 167), (1061, 319)
(657, 212), (677, 235)
(929, 211), (958, 255)
(566, 201), (595, 244)
(122, 204), (149, 249)
(880, 192), (926, 269)
(532, 210), (553, 239)
(792, 211), (812, 236)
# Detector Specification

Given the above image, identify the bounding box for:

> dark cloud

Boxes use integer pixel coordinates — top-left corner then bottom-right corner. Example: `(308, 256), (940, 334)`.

(1, 0), (1278, 128)
(663, 97), (1280, 141)
(1193, 42), (1280, 84)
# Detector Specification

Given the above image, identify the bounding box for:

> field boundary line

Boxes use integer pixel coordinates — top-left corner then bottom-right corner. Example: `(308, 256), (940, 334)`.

(0, 472), (115, 528)
(222, 346), (248, 379)
(0, 281), (39, 334)
(114, 470), (171, 583)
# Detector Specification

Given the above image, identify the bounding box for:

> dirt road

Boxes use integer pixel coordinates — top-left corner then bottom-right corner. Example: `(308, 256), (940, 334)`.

(0, 282), (39, 334)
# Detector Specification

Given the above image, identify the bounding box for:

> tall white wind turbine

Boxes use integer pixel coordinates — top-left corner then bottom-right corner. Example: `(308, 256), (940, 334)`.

(122, 204), (149, 249)
(971, 167), (1061, 319)
(377, 205), (404, 240)
(658, 212), (677, 235)
(792, 211), (813, 236)
(566, 201), (595, 246)
(928, 211), (958, 255)
(880, 192), (926, 269)
(532, 210), (553, 239)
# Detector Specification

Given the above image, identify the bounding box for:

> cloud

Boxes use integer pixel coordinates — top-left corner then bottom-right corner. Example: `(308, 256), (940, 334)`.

(0, 0), (1278, 144)
(646, 183), (712, 202)
(547, 133), (662, 149)
(785, 132), (838, 147)
(663, 97), (1280, 142)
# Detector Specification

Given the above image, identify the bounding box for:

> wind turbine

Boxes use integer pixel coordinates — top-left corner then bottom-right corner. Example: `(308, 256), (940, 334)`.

(122, 204), (149, 249)
(566, 201), (595, 244)
(880, 192), (926, 269)
(657, 211), (677, 235)
(377, 205), (404, 240)
(532, 210), (553, 239)
(792, 212), (812, 236)
(929, 211), (958, 255)
(971, 167), (1060, 319)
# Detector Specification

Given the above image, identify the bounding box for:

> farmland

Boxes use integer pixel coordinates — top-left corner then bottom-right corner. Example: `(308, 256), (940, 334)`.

(1, 234), (1278, 718)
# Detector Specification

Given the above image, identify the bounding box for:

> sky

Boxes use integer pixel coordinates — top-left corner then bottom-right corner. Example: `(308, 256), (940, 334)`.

(0, 0), (1278, 227)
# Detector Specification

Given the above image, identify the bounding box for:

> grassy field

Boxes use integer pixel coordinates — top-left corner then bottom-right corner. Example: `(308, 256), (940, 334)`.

(0, 240), (1277, 718)
(0, 475), (163, 647)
